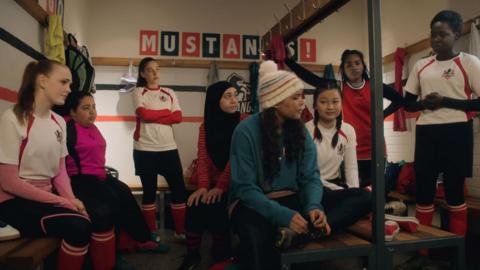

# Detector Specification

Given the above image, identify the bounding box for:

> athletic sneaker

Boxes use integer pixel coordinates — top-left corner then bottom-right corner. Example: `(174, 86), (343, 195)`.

(208, 257), (237, 270)
(0, 221), (20, 241)
(151, 231), (161, 243)
(385, 201), (407, 216)
(178, 252), (201, 270)
(385, 214), (419, 233)
(174, 232), (186, 241)
(385, 220), (400, 241)
(137, 240), (170, 253)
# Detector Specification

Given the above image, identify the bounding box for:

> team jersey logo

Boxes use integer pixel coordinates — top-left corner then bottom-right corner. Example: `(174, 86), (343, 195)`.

(441, 68), (455, 80)
(160, 95), (168, 102)
(55, 129), (63, 143)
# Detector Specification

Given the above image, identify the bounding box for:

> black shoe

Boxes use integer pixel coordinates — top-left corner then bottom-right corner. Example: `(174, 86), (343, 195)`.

(177, 252), (200, 270)
(275, 225), (328, 250)
(275, 228), (311, 250)
(307, 222), (328, 241)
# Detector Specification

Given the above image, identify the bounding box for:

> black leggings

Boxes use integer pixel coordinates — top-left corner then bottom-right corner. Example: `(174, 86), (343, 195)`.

(414, 122), (473, 206)
(185, 196), (229, 233)
(231, 189), (371, 270)
(71, 174), (151, 242)
(0, 198), (91, 246)
(133, 149), (186, 204)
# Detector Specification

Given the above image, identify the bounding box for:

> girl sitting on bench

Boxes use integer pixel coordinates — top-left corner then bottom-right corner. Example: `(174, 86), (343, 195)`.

(229, 61), (330, 270)
(0, 60), (91, 270)
(64, 91), (169, 269)
(179, 81), (247, 270)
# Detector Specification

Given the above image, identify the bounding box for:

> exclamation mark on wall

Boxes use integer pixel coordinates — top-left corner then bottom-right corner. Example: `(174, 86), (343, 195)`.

(300, 38), (316, 62)
(305, 41), (311, 60)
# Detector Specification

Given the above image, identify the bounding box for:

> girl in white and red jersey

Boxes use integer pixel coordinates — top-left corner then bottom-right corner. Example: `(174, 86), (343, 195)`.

(306, 81), (360, 190)
(0, 60), (91, 270)
(132, 57), (187, 238)
(305, 81), (371, 235)
(285, 50), (403, 189)
(404, 10), (480, 237)
(64, 92), (169, 269)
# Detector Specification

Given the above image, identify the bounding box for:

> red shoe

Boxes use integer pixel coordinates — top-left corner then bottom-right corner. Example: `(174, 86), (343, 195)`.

(385, 214), (419, 233)
(208, 257), (238, 270)
(385, 220), (400, 241)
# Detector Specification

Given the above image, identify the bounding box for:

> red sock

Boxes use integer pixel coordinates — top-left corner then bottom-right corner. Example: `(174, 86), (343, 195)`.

(90, 229), (116, 270)
(57, 240), (88, 270)
(448, 203), (468, 236)
(186, 231), (202, 252)
(416, 204), (434, 257)
(171, 203), (186, 235)
(415, 204), (434, 226)
(142, 203), (157, 232)
(117, 228), (137, 253)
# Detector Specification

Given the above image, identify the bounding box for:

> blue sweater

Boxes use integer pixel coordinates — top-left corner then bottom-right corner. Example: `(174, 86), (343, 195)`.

(229, 113), (324, 227)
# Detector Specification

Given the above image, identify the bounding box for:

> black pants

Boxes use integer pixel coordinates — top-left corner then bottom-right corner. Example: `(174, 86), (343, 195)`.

(133, 149), (186, 204)
(414, 121), (473, 206)
(71, 174), (151, 242)
(231, 189), (371, 270)
(185, 196), (229, 233)
(0, 198), (91, 246)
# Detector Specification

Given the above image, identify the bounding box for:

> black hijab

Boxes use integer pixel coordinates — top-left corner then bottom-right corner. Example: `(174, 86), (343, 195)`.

(204, 81), (240, 171)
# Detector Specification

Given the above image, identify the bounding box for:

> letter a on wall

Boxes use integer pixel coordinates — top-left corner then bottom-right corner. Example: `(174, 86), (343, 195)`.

(182, 32), (200, 57)
(161, 31), (179, 56)
(299, 38), (316, 62)
(202, 33), (220, 58)
(140, 30), (159, 56)
(223, 34), (240, 59)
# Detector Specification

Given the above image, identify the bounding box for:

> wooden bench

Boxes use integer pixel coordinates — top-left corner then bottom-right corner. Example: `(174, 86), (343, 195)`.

(279, 232), (372, 270)
(387, 191), (480, 212)
(0, 237), (60, 270)
(129, 184), (197, 193)
(388, 191), (480, 235)
(347, 219), (465, 270)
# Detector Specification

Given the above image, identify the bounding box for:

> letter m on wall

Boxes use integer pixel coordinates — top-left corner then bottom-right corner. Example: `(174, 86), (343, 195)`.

(140, 30), (159, 56)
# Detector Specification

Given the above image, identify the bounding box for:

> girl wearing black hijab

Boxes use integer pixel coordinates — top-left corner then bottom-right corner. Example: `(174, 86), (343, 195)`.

(178, 81), (245, 270)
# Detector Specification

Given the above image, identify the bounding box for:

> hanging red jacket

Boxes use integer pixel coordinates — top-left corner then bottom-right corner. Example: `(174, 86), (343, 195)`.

(393, 48), (408, 131)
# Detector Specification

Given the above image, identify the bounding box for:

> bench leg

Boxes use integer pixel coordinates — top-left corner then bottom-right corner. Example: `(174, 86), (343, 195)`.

(157, 191), (165, 229)
(384, 252), (394, 270)
(367, 252), (375, 270)
(455, 240), (466, 270)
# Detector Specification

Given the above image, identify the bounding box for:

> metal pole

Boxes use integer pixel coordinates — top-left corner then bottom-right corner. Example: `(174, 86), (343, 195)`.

(367, 0), (386, 269)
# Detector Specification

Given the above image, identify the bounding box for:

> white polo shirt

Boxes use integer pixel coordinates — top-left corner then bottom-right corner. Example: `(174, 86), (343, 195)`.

(0, 108), (67, 180)
(306, 120), (359, 190)
(404, 52), (480, 125)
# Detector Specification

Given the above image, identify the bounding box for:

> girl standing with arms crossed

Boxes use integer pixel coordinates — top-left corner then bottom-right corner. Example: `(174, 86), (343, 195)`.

(132, 57), (187, 238)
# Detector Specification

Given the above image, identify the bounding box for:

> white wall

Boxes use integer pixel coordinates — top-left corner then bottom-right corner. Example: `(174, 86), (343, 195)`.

(85, 0), (367, 186)
(0, 0), (44, 113)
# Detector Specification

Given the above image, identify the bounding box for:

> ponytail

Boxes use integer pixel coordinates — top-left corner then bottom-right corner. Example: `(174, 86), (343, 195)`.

(13, 59), (63, 125)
